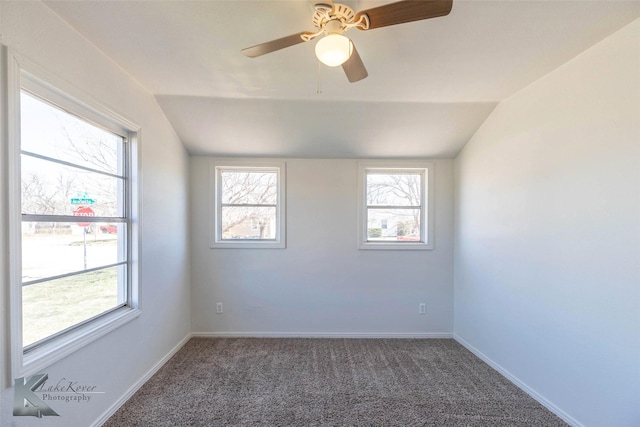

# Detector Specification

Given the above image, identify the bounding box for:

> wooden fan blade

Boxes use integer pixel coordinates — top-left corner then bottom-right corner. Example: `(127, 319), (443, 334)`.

(355, 0), (453, 30)
(342, 43), (368, 83)
(314, 0), (334, 9)
(242, 32), (312, 58)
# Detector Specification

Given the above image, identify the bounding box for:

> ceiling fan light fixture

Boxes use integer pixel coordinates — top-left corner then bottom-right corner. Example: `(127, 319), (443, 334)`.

(315, 33), (352, 67)
(242, 0), (454, 82)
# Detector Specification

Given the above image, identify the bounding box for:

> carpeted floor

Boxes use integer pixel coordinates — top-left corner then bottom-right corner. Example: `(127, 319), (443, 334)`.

(104, 338), (568, 426)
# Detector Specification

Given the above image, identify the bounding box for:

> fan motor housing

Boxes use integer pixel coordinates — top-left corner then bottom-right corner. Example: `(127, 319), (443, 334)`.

(312, 3), (356, 29)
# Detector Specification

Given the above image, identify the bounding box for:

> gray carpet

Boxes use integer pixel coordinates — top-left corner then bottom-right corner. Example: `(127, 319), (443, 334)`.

(104, 338), (568, 426)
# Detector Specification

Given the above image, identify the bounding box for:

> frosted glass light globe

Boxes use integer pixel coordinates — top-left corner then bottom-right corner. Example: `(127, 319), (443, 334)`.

(315, 34), (352, 67)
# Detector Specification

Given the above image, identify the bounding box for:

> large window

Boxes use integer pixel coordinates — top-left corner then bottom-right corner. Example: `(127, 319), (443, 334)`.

(210, 159), (286, 249)
(8, 58), (140, 377)
(358, 161), (434, 250)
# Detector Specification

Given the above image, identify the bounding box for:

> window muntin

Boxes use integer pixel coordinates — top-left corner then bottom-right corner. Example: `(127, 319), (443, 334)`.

(211, 161), (285, 248)
(358, 162), (433, 250)
(19, 90), (129, 350)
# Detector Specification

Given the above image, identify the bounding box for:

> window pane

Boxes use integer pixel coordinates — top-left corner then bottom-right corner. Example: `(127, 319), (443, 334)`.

(221, 170), (277, 205)
(22, 265), (125, 347)
(21, 154), (122, 217)
(21, 91), (122, 175)
(22, 221), (125, 283)
(367, 208), (421, 241)
(221, 206), (276, 239)
(366, 173), (421, 206)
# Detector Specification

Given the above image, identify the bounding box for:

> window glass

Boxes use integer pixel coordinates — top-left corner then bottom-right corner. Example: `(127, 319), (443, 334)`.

(211, 161), (285, 248)
(21, 92), (121, 174)
(21, 154), (122, 217)
(20, 90), (128, 351)
(220, 171), (277, 205)
(367, 208), (421, 241)
(221, 206), (276, 240)
(22, 265), (124, 347)
(366, 173), (421, 207)
(358, 162), (433, 250)
(22, 221), (125, 282)
(366, 172), (422, 242)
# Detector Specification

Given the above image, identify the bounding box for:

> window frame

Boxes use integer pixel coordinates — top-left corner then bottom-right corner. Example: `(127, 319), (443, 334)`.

(357, 160), (434, 250)
(6, 50), (141, 378)
(210, 158), (286, 249)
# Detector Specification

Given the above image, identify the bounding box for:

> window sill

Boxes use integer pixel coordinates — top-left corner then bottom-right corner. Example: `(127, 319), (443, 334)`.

(17, 307), (140, 378)
(359, 241), (434, 251)
(210, 240), (285, 249)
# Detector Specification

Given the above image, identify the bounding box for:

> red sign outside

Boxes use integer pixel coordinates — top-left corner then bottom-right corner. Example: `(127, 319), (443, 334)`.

(73, 206), (95, 227)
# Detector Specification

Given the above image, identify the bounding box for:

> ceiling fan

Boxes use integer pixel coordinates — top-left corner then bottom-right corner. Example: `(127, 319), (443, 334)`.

(241, 0), (453, 83)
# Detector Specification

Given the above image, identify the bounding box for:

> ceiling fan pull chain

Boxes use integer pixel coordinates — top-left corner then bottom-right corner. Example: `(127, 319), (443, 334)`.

(317, 60), (323, 94)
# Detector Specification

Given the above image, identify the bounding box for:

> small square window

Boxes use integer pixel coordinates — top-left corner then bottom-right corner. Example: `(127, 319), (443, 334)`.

(358, 161), (434, 250)
(210, 160), (286, 249)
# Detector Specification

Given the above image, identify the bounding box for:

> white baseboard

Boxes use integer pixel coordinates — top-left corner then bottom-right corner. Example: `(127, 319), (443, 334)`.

(453, 334), (582, 427)
(91, 333), (192, 427)
(192, 332), (453, 339)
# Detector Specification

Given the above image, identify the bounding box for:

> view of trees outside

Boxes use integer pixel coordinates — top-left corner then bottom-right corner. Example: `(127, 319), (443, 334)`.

(21, 92), (122, 219)
(220, 170), (277, 239)
(366, 172), (422, 241)
(20, 91), (125, 347)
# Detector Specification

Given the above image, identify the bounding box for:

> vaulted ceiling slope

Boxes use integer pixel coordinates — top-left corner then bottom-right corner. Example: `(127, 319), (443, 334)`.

(45, 1), (640, 158)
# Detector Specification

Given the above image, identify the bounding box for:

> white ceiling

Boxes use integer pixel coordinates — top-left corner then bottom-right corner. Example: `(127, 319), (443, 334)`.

(45, 0), (640, 158)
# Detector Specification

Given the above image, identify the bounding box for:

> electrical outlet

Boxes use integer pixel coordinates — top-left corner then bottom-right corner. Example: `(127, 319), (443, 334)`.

(216, 302), (223, 314)
(419, 303), (426, 314)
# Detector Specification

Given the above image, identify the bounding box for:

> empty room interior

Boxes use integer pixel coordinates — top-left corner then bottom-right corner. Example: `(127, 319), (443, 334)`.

(0, 1), (639, 426)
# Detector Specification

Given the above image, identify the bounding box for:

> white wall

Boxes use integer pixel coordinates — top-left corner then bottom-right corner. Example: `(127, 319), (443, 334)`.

(454, 18), (640, 427)
(0, 2), (191, 426)
(191, 158), (454, 336)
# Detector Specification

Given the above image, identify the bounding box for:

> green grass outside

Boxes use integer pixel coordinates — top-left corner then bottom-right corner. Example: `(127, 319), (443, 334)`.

(22, 267), (120, 346)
